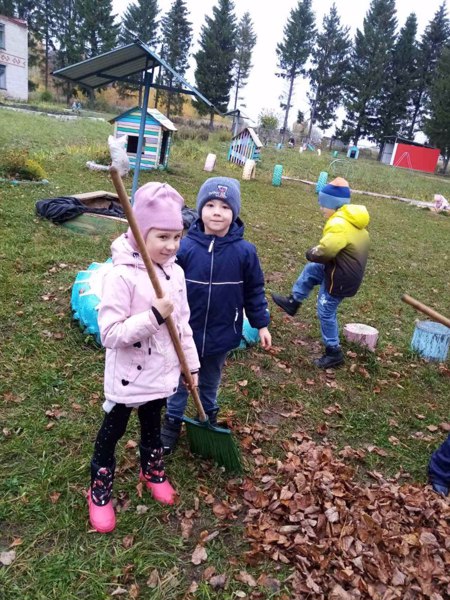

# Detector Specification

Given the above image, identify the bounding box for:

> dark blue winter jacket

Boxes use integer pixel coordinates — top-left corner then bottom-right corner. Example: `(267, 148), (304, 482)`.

(429, 433), (450, 486)
(176, 217), (270, 357)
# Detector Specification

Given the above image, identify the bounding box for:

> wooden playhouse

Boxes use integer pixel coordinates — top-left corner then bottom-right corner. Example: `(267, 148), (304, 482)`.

(110, 107), (177, 170)
(228, 127), (262, 166)
(380, 137), (441, 173)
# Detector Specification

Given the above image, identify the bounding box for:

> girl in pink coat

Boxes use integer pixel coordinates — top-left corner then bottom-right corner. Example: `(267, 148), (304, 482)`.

(88, 182), (200, 534)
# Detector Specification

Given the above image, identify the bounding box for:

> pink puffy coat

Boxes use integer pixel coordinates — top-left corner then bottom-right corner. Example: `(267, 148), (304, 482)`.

(98, 235), (200, 406)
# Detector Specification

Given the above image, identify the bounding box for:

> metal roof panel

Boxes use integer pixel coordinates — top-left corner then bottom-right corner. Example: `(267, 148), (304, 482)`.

(52, 40), (213, 108)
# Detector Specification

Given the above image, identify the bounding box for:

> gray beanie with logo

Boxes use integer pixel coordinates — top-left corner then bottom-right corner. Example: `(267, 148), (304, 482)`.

(196, 177), (241, 221)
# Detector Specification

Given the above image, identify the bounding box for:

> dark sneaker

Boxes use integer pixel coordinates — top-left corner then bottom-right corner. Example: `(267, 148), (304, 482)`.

(161, 416), (182, 455)
(271, 293), (301, 316)
(314, 346), (345, 369)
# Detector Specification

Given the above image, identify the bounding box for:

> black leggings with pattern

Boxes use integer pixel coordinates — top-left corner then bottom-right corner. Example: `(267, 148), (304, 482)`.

(92, 399), (166, 468)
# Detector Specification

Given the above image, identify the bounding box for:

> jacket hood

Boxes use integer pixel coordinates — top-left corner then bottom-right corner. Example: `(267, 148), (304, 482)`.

(186, 216), (245, 247)
(110, 234), (176, 268)
(335, 205), (370, 229)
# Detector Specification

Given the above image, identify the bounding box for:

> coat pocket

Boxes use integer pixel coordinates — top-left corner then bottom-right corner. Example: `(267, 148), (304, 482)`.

(113, 347), (146, 389)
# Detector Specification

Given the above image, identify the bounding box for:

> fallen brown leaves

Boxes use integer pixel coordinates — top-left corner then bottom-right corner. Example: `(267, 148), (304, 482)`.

(225, 431), (450, 599)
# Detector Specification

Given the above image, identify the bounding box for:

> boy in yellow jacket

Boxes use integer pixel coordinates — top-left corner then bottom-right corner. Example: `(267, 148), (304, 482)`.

(272, 177), (369, 368)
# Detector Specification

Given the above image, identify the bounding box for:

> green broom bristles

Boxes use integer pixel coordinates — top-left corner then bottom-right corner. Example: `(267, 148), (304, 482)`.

(183, 417), (243, 474)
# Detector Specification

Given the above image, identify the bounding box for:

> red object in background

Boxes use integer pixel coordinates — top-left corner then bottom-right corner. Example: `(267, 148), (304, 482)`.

(394, 143), (440, 173)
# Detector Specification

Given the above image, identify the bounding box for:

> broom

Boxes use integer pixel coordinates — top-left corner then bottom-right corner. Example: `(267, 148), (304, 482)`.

(109, 168), (242, 473)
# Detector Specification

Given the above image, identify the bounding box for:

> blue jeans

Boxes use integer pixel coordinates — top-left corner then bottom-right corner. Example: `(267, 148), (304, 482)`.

(166, 352), (228, 420)
(292, 262), (344, 348)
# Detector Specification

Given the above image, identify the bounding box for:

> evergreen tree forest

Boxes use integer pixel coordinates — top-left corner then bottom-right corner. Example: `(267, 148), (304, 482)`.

(192, 0), (237, 129)
(2, 0), (450, 159)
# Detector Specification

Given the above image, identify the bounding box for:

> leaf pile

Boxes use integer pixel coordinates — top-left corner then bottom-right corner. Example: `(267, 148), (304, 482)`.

(230, 432), (450, 599)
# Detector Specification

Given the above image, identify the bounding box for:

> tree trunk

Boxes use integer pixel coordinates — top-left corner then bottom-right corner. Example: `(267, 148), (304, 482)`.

(444, 155), (450, 174)
(45, 32), (49, 91)
(166, 75), (172, 118)
(209, 111), (215, 130)
(307, 94), (317, 141)
(86, 88), (95, 109)
(377, 142), (385, 161)
(406, 91), (422, 140)
(281, 73), (295, 144)
(232, 66), (241, 134)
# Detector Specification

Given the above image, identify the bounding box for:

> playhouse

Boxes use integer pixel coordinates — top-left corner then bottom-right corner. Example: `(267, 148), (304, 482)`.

(228, 127), (262, 166)
(110, 107), (177, 170)
(380, 137), (441, 174)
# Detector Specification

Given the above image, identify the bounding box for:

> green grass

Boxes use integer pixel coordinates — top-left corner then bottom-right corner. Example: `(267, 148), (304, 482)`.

(1, 110), (449, 598)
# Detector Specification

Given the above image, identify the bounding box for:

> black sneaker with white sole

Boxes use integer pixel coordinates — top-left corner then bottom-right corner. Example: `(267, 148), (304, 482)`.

(271, 292), (301, 316)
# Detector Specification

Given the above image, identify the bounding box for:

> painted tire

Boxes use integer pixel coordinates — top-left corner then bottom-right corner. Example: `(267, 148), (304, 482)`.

(242, 159), (256, 180)
(316, 171), (328, 193)
(203, 153), (216, 172)
(272, 164), (283, 186)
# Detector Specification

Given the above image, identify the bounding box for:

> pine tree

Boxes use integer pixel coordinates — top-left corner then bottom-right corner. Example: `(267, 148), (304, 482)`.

(116, 0), (159, 101)
(78, 0), (119, 59)
(276, 0), (316, 141)
(424, 47), (450, 172)
(193, 0), (237, 129)
(307, 3), (350, 137)
(405, 2), (449, 139)
(0, 0), (15, 16)
(231, 12), (257, 116)
(53, 0), (85, 101)
(8, 0), (34, 21)
(375, 13), (418, 150)
(33, 0), (61, 89)
(159, 0), (192, 117)
(119, 0), (159, 47)
(339, 0), (397, 145)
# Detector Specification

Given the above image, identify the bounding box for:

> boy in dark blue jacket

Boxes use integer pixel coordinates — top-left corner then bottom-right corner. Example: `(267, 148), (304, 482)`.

(161, 176), (271, 453)
(429, 434), (450, 496)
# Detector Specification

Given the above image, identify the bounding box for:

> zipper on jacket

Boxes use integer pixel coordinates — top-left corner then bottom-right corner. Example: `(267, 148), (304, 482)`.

(233, 308), (239, 334)
(329, 263), (336, 294)
(201, 238), (215, 356)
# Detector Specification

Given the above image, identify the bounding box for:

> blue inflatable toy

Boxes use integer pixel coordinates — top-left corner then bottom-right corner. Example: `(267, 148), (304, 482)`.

(238, 313), (262, 349)
(72, 262), (264, 351)
(71, 260), (112, 345)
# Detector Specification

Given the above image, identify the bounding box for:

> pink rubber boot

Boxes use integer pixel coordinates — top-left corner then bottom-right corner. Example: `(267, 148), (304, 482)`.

(88, 462), (116, 533)
(139, 445), (177, 505)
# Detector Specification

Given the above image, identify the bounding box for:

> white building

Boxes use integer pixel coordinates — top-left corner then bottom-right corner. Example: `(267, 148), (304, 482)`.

(0, 15), (28, 101)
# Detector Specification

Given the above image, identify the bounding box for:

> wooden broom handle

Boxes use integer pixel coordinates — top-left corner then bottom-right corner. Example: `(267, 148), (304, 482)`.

(402, 294), (450, 329)
(109, 168), (207, 422)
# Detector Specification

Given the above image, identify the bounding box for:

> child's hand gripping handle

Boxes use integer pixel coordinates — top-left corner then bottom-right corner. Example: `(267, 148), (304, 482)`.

(109, 167), (207, 422)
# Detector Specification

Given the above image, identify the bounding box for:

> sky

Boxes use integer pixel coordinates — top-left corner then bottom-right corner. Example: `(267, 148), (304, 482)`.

(111, 0), (448, 133)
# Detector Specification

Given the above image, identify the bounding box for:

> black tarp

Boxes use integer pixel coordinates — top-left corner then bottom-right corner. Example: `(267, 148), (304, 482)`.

(36, 196), (124, 223)
(36, 196), (198, 228)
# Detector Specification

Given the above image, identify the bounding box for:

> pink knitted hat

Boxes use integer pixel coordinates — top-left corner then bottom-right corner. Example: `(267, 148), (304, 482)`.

(126, 182), (184, 249)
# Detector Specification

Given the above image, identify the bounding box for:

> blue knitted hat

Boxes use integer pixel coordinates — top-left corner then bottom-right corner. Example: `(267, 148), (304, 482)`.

(196, 177), (241, 221)
(318, 177), (351, 210)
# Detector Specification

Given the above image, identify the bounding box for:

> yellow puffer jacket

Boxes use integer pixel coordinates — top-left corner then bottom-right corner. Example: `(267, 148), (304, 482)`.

(306, 205), (370, 297)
